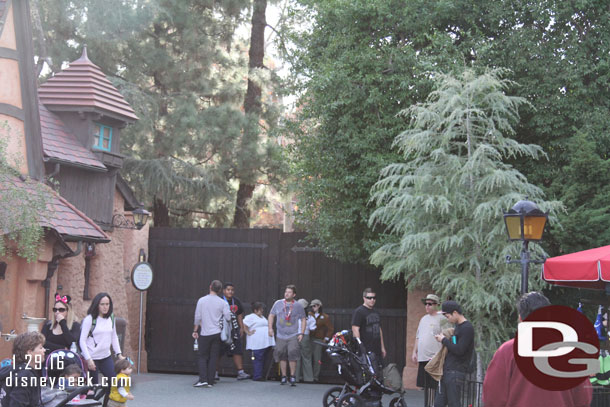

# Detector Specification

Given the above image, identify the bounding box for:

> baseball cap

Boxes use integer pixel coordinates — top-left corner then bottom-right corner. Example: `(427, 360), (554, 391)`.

(441, 300), (462, 315)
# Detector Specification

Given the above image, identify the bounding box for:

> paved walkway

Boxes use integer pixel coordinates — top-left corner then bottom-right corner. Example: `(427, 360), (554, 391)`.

(127, 373), (426, 407)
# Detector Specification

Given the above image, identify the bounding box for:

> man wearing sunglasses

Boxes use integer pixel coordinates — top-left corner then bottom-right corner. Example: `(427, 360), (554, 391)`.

(351, 288), (386, 364)
(412, 294), (443, 396)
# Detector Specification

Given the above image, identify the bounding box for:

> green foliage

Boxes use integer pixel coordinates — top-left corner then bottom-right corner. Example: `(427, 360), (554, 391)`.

(33, 0), (285, 226)
(284, 0), (610, 263)
(368, 70), (563, 358)
(0, 123), (48, 262)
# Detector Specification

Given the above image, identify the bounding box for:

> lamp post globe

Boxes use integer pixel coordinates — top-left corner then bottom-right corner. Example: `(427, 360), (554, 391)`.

(503, 198), (548, 294)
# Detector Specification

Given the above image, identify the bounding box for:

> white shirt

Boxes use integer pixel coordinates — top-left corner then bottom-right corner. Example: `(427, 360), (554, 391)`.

(79, 315), (121, 361)
(243, 313), (275, 350)
(297, 315), (317, 335)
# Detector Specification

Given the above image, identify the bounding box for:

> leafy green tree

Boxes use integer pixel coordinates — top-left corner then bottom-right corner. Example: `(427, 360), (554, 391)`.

(284, 0), (610, 261)
(368, 69), (563, 368)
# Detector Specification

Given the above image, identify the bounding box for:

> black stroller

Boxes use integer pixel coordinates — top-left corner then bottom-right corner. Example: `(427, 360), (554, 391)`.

(320, 330), (406, 407)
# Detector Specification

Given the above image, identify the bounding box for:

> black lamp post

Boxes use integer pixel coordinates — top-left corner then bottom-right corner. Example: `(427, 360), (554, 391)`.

(503, 198), (548, 294)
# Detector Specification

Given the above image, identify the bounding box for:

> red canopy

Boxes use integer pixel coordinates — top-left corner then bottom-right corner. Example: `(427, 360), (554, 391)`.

(542, 245), (610, 290)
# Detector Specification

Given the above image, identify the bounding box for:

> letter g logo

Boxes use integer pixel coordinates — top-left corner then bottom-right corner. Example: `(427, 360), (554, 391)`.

(513, 305), (600, 391)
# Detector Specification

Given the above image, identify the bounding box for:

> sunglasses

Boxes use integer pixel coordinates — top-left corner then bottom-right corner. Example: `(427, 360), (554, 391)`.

(53, 308), (67, 313)
(365, 296), (376, 300)
(425, 302), (437, 306)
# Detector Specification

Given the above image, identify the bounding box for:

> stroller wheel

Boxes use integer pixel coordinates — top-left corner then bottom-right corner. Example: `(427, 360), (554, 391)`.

(389, 396), (407, 407)
(323, 386), (345, 407)
(337, 393), (363, 407)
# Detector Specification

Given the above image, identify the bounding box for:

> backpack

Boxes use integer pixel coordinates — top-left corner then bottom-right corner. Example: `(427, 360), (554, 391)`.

(87, 313), (115, 339)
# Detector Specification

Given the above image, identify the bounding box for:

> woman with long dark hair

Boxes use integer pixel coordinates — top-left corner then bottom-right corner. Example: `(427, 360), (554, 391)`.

(41, 293), (81, 355)
(79, 292), (124, 384)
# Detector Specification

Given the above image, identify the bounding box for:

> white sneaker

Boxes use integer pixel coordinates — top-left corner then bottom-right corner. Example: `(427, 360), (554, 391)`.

(237, 371), (251, 380)
(193, 381), (208, 387)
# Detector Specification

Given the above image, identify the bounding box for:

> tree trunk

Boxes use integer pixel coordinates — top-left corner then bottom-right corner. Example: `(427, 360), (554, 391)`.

(232, 0), (267, 228)
(153, 196), (170, 227)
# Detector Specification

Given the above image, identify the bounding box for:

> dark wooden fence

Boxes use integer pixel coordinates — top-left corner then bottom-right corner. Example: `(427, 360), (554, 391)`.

(146, 228), (407, 381)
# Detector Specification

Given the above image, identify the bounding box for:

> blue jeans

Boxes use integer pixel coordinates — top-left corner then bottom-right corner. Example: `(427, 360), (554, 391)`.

(252, 348), (268, 380)
(91, 355), (115, 386)
(434, 370), (465, 407)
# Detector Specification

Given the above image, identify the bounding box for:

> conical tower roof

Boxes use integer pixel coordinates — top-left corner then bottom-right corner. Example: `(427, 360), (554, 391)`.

(38, 47), (138, 122)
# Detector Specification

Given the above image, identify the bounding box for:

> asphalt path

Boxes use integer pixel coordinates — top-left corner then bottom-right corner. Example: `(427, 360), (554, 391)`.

(126, 373), (426, 407)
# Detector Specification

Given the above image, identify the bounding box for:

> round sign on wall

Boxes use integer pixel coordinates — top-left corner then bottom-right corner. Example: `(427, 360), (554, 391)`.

(131, 262), (154, 291)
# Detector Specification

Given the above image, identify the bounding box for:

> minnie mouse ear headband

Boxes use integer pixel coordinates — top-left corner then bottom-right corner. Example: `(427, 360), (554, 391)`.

(55, 293), (71, 305)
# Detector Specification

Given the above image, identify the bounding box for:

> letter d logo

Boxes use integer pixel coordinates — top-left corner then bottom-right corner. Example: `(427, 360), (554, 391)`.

(517, 321), (577, 357)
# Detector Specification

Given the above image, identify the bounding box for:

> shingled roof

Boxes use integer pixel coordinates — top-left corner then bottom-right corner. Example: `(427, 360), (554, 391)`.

(39, 103), (106, 170)
(0, 175), (109, 242)
(38, 47), (138, 122)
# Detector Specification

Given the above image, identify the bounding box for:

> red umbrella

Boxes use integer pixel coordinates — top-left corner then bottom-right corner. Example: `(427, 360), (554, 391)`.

(542, 245), (610, 290)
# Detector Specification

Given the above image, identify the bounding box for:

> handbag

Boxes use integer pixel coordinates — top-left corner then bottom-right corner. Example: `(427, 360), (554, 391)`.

(220, 317), (232, 345)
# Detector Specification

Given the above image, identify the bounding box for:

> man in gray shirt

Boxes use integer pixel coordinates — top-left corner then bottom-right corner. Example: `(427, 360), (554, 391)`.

(268, 284), (306, 386)
(192, 280), (231, 388)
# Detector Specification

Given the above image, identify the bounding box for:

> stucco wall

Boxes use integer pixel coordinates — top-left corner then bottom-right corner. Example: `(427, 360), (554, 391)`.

(0, 3), (17, 49)
(404, 288), (434, 390)
(0, 238), (56, 359)
(54, 189), (149, 370)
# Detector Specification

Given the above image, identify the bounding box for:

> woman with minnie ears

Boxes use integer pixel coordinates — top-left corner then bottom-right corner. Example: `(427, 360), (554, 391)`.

(79, 292), (125, 385)
(41, 293), (81, 355)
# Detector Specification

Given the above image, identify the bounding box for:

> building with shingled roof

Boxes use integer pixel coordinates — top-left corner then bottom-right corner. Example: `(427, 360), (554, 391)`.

(0, 0), (149, 370)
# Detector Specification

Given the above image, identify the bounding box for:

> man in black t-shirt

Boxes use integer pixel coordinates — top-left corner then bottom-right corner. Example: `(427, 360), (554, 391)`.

(218, 282), (251, 380)
(433, 300), (474, 407)
(351, 288), (386, 362)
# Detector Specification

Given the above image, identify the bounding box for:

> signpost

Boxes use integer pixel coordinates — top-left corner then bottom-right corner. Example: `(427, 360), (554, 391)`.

(131, 262), (153, 374)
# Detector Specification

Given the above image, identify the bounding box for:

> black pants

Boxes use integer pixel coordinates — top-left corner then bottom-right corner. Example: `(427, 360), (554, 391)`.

(198, 333), (221, 384)
(434, 370), (465, 407)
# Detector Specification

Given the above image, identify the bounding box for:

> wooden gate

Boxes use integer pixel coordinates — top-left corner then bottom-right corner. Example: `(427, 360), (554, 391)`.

(146, 228), (407, 381)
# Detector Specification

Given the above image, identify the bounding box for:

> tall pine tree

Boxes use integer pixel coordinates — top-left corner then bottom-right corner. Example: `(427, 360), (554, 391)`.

(369, 69), (563, 368)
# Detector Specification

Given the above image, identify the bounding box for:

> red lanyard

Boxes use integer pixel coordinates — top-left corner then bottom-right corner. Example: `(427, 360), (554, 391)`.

(283, 300), (294, 321)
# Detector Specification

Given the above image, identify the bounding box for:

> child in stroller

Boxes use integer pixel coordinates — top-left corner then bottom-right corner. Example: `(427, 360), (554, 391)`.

(320, 330), (406, 407)
(42, 348), (108, 406)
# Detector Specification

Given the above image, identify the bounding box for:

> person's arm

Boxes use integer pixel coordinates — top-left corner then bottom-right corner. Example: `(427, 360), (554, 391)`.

(223, 302), (231, 321)
(238, 313), (245, 336)
(193, 300), (201, 339)
(411, 337), (419, 364)
(325, 315), (334, 341)
(298, 317), (306, 342)
(79, 316), (92, 362)
(42, 321), (63, 351)
(111, 319), (123, 359)
(268, 313), (275, 337)
(441, 323), (474, 356)
(59, 319), (79, 347)
(351, 325), (360, 339)
(482, 342), (511, 407)
(379, 326), (386, 358)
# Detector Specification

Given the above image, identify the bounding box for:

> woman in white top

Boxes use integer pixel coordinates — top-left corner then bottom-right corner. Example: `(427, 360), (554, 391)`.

(243, 302), (275, 381)
(79, 292), (124, 385)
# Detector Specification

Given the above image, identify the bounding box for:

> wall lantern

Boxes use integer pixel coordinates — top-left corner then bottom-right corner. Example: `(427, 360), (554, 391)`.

(112, 207), (150, 230)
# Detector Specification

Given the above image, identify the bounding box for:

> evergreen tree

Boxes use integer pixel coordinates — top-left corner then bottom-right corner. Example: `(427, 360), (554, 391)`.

(33, 0), (284, 227)
(369, 69), (563, 366)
